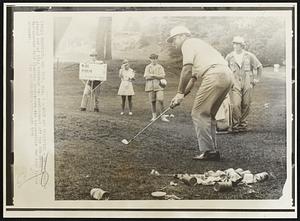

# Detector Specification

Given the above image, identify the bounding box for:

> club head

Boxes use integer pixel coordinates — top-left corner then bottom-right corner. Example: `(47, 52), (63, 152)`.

(121, 139), (129, 145)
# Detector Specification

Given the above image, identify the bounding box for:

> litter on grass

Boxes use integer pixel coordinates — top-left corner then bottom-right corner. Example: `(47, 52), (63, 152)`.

(150, 169), (160, 176)
(149, 168), (270, 195)
(90, 188), (110, 200)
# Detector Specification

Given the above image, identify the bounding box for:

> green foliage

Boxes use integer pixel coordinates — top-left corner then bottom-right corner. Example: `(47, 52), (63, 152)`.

(136, 16), (286, 66)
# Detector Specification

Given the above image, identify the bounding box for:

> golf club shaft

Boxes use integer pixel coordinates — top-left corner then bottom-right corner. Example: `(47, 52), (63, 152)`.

(126, 78), (195, 144)
(128, 107), (171, 143)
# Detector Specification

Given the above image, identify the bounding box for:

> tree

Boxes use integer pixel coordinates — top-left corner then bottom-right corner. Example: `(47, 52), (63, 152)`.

(96, 17), (112, 60)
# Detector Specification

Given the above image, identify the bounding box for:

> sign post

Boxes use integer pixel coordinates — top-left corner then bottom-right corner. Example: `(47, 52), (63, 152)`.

(79, 63), (107, 110)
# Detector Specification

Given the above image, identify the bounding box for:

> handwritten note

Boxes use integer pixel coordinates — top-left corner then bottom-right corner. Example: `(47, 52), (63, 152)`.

(14, 13), (54, 206)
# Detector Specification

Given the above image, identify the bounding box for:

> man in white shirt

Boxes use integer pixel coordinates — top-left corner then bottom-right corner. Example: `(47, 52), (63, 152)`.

(167, 26), (234, 161)
(225, 36), (263, 132)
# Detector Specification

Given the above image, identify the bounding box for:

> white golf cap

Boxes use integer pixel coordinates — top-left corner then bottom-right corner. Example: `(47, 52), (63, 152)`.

(166, 26), (191, 43)
(232, 36), (245, 45)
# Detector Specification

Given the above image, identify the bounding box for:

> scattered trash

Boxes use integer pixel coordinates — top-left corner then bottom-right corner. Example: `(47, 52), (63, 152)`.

(247, 188), (256, 194)
(149, 168), (270, 194)
(225, 168), (242, 185)
(201, 176), (222, 186)
(214, 181), (233, 192)
(235, 168), (244, 175)
(85, 175), (90, 178)
(151, 191), (166, 198)
(90, 188), (109, 200)
(240, 170), (252, 176)
(205, 170), (215, 177)
(242, 173), (255, 184)
(170, 181), (178, 186)
(170, 114), (175, 118)
(175, 174), (197, 186)
(254, 172), (269, 182)
(165, 194), (181, 200)
(150, 169), (160, 176)
(158, 184), (170, 191)
(215, 170), (226, 177)
(264, 103), (270, 108)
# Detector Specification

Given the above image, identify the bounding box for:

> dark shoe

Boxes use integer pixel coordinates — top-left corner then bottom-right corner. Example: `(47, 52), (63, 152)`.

(193, 151), (220, 161)
(94, 108), (99, 112)
(234, 125), (250, 132)
(231, 125), (247, 133)
(80, 107), (86, 111)
(216, 129), (230, 134)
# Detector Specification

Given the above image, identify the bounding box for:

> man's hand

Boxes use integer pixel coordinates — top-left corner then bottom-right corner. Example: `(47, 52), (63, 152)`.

(170, 93), (185, 109)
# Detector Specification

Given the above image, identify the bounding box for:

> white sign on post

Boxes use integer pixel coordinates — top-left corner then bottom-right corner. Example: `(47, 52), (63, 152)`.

(79, 63), (107, 81)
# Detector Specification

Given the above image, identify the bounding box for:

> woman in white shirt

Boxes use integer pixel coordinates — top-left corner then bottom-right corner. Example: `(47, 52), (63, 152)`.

(117, 59), (135, 115)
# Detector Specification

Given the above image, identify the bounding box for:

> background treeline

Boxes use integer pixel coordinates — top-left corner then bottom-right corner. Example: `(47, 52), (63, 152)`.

(122, 16), (286, 66)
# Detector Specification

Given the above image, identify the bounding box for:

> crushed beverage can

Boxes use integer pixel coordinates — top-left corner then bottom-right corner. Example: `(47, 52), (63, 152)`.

(90, 188), (110, 200)
(242, 173), (254, 184)
(240, 170), (252, 177)
(225, 168), (242, 185)
(214, 181), (233, 192)
(177, 174), (197, 186)
(235, 168), (244, 175)
(254, 172), (269, 182)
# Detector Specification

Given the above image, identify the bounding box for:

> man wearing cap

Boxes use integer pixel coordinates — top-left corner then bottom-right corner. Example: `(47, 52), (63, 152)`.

(168, 26), (233, 161)
(144, 53), (169, 122)
(80, 49), (103, 112)
(225, 36), (263, 132)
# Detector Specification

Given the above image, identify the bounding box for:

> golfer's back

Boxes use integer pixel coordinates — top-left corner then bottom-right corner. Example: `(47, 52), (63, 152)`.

(182, 38), (227, 78)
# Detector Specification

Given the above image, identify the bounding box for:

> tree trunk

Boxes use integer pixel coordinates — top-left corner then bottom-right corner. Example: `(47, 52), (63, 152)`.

(96, 17), (112, 61)
(105, 17), (112, 60)
(96, 18), (106, 60)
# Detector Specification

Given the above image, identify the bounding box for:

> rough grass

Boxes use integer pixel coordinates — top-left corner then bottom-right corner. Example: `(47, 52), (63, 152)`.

(54, 61), (287, 200)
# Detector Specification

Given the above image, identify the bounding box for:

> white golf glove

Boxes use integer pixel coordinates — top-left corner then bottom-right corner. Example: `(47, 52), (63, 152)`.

(170, 93), (185, 109)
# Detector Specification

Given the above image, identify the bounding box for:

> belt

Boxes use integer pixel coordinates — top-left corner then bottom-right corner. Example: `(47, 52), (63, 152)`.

(202, 64), (229, 76)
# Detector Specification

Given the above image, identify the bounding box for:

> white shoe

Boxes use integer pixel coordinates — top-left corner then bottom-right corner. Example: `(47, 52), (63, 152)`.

(150, 113), (157, 121)
(120, 112), (124, 115)
(129, 112), (133, 116)
(161, 115), (170, 122)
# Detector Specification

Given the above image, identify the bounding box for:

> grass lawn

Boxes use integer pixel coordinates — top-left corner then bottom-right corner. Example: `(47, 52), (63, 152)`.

(54, 60), (287, 200)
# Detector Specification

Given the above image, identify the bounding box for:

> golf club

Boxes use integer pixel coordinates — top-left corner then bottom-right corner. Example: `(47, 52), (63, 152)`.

(121, 77), (196, 145)
(121, 107), (171, 145)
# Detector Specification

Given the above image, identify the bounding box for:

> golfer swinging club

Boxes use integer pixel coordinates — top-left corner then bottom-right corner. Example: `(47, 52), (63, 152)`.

(167, 26), (234, 161)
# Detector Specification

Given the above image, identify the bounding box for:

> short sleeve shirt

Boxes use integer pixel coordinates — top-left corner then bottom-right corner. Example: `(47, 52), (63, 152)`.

(144, 63), (165, 79)
(181, 38), (228, 78)
(119, 68), (135, 81)
(225, 51), (262, 75)
(144, 63), (166, 92)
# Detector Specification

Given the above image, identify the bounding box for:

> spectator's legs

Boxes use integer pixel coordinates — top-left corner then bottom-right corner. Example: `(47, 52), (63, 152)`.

(121, 96), (126, 113)
(128, 96), (133, 113)
(80, 83), (91, 109)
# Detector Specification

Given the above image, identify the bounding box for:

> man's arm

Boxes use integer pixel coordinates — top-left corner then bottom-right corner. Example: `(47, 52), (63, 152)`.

(256, 65), (263, 81)
(153, 65), (166, 80)
(177, 64), (193, 94)
(170, 64), (195, 108)
(144, 65), (153, 80)
(251, 53), (263, 83)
